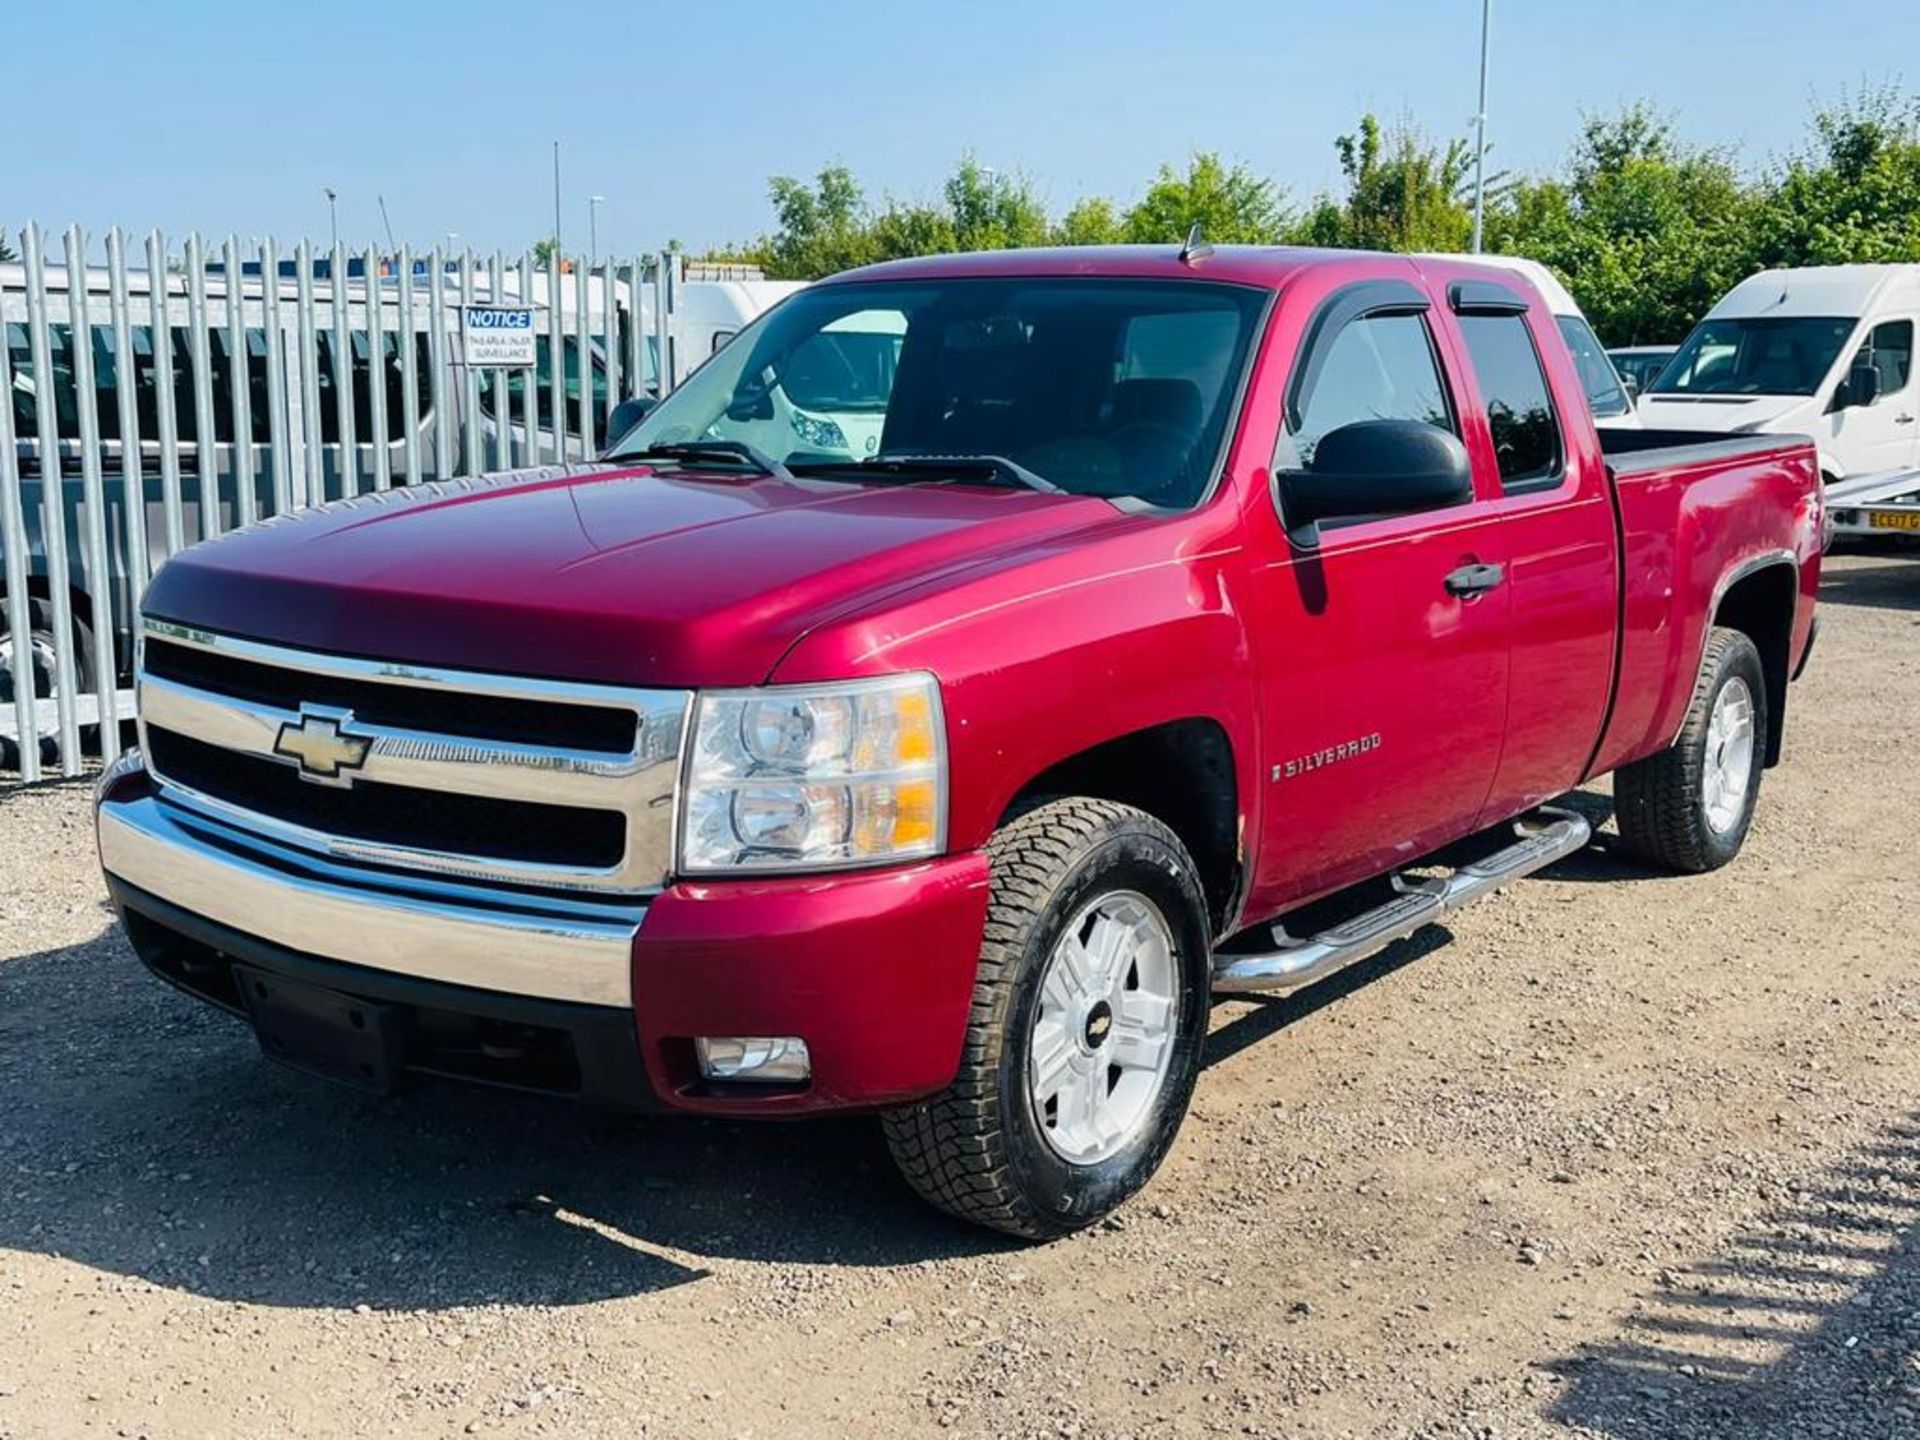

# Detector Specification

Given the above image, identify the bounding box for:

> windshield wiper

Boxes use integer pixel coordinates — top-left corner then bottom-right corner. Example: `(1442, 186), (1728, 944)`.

(619, 440), (795, 483)
(790, 453), (1060, 494)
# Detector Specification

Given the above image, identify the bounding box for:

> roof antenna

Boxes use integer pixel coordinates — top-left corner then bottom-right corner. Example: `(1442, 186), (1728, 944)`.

(1178, 222), (1213, 267)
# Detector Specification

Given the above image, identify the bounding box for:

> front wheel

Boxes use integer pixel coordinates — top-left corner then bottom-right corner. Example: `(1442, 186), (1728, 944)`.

(882, 797), (1212, 1239)
(1614, 626), (1767, 873)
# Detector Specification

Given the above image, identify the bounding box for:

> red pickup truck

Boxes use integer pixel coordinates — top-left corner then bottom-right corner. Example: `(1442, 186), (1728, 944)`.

(94, 246), (1822, 1238)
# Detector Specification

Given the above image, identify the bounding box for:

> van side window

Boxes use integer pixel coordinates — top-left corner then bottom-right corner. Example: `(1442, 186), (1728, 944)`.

(1848, 320), (1913, 397)
(1458, 313), (1561, 489)
(477, 335), (607, 434)
(1279, 312), (1454, 470)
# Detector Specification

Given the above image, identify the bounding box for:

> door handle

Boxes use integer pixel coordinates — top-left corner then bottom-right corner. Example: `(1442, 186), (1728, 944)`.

(1444, 562), (1505, 598)
(1895, 412), (1915, 425)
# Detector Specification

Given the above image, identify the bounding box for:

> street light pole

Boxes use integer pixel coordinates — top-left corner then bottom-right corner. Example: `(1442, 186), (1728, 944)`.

(324, 187), (339, 251)
(588, 195), (605, 265)
(1471, 0), (1491, 253)
(552, 141), (563, 255)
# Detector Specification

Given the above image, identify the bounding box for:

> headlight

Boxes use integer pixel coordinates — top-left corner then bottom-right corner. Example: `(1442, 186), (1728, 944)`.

(790, 410), (848, 451)
(679, 674), (946, 874)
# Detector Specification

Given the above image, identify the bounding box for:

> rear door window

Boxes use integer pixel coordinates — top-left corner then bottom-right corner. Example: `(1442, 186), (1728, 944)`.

(1458, 313), (1562, 489)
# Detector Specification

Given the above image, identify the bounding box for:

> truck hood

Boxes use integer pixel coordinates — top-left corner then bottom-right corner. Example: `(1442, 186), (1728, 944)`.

(143, 463), (1114, 686)
(1634, 393), (1812, 433)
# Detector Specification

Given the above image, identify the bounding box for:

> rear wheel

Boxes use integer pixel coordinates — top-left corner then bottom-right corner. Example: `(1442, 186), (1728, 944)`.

(882, 797), (1212, 1239)
(1614, 626), (1766, 873)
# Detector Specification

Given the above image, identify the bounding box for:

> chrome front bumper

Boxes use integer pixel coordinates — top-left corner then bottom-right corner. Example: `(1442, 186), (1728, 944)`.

(98, 790), (645, 1008)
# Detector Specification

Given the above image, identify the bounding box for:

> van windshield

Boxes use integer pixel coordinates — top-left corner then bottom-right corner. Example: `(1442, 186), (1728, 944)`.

(1652, 316), (1856, 397)
(609, 277), (1269, 508)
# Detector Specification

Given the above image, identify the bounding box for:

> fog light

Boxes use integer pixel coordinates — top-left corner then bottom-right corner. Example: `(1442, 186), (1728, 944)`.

(695, 1036), (811, 1084)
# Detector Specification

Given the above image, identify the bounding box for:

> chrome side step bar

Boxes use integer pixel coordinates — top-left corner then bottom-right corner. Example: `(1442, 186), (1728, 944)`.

(1211, 805), (1593, 995)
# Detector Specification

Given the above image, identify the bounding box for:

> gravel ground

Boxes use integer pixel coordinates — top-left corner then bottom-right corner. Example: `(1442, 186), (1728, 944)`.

(2, 548), (1918, 1440)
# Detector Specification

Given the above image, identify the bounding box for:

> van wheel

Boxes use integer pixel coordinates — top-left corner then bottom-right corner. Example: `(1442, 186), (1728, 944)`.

(0, 596), (96, 769)
(881, 797), (1211, 1239)
(1614, 627), (1766, 873)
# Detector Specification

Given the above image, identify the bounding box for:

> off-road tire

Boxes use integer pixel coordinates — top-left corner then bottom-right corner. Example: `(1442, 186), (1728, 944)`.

(1614, 626), (1767, 874)
(881, 797), (1212, 1240)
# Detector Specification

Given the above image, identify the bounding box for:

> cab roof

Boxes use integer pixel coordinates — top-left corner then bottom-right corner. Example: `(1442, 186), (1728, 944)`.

(819, 244), (1399, 291)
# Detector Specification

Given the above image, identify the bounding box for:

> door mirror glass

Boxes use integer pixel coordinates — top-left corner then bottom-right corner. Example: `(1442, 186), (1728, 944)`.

(1277, 419), (1473, 532)
(1620, 371), (1642, 403)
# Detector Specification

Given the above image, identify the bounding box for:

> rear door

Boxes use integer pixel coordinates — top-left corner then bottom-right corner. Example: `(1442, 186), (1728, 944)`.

(1242, 267), (1512, 914)
(1432, 273), (1620, 818)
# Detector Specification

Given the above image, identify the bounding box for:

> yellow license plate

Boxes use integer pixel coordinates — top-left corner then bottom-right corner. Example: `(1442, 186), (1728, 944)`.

(1868, 509), (1920, 532)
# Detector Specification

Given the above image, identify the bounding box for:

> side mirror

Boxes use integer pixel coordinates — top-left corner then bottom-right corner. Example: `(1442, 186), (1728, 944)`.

(725, 370), (777, 423)
(1843, 365), (1882, 409)
(1277, 420), (1473, 539)
(1620, 372), (1642, 403)
(604, 394), (657, 447)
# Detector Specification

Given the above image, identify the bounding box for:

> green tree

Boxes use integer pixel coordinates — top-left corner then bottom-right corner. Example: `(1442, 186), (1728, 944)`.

(1051, 197), (1124, 246)
(944, 158), (1050, 251)
(1317, 114), (1476, 252)
(1122, 153), (1289, 245)
(1750, 85), (1920, 266)
(760, 164), (874, 278)
(530, 236), (560, 266)
(1487, 104), (1752, 344)
(0, 231), (15, 264)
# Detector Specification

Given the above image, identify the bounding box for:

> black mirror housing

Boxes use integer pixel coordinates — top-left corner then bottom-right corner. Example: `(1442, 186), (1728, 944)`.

(1278, 419), (1474, 532)
(1845, 365), (1882, 409)
(604, 395), (658, 449)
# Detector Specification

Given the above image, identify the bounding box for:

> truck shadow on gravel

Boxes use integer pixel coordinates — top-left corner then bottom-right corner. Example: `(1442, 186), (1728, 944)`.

(0, 822), (1666, 1314)
(1546, 1112), (1920, 1438)
(0, 908), (1027, 1312)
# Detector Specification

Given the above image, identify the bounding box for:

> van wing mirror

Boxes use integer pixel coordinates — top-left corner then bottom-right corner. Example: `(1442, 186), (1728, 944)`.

(1277, 420), (1474, 539)
(1844, 364), (1882, 409)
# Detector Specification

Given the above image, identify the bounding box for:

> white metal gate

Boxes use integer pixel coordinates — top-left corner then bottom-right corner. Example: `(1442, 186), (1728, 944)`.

(2, 225), (685, 784)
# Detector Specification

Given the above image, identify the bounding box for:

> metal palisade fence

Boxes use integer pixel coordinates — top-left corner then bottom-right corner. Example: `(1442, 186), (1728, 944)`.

(2, 225), (686, 784)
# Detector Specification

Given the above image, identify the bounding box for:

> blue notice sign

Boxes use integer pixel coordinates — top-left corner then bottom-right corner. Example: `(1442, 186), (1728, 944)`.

(460, 305), (537, 366)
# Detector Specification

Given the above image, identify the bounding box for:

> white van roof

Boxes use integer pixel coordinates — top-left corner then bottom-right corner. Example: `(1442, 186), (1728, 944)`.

(1705, 265), (1920, 320)
(1415, 253), (1583, 319)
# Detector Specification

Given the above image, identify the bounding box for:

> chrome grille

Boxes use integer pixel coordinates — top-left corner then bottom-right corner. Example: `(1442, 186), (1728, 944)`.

(136, 618), (689, 895)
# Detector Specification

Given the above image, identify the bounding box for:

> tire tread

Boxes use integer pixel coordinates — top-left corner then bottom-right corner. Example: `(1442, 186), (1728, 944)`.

(882, 797), (1196, 1239)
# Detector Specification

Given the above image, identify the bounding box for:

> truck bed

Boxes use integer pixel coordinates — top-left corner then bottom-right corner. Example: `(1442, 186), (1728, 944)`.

(1600, 428), (1815, 477)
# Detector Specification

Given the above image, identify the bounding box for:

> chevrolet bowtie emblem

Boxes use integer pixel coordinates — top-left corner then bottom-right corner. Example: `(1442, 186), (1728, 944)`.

(273, 708), (373, 784)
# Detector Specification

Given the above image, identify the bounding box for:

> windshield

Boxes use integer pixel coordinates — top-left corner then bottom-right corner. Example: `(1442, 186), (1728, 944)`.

(1652, 316), (1857, 397)
(611, 277), (1269, 507)
(1554, 315), (1630, 418)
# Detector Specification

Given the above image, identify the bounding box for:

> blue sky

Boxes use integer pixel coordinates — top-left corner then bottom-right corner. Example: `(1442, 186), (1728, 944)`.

(11, 0), (1912, 259)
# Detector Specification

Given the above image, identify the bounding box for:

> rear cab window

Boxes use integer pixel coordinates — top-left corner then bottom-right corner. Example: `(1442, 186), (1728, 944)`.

(1456, 311), (1563, 490)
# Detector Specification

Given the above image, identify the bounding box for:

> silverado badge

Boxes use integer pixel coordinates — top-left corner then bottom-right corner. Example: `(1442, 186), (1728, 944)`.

(273, 708), (374, 785)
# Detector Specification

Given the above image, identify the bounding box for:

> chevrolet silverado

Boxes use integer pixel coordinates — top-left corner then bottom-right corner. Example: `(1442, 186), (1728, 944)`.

(94, 246), (1823, 1237)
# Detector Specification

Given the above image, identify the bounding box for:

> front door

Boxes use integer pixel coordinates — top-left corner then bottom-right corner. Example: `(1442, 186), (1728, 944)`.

(1828, 318), (1919, 475)
(1242, 275), (1512, 918)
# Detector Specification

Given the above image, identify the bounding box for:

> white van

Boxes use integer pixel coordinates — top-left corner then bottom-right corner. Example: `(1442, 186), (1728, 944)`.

(1637, 265), (1920, 483)
(1415, 254), (1639, 430)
